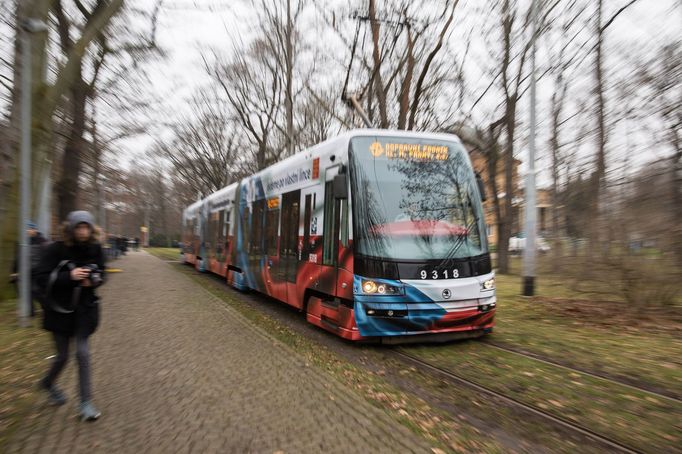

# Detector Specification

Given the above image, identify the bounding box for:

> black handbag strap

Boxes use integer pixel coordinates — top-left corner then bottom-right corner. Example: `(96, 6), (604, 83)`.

(47, 260), (77, 314)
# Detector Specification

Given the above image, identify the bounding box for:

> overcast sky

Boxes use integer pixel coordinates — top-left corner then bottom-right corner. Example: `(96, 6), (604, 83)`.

(1, 0), (679, 182)
(110, 0), (678, 183)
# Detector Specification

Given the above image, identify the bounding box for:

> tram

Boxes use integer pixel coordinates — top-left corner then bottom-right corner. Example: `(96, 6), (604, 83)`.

(181, 129), (496, 342)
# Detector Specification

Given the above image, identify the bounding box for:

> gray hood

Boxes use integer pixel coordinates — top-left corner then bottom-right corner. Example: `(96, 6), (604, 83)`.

(66, 210), (95, 231)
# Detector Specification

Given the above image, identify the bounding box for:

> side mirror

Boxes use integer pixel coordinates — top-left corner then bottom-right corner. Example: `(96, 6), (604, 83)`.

(333, 174), (348, 199)
(475, 172), (487, 202)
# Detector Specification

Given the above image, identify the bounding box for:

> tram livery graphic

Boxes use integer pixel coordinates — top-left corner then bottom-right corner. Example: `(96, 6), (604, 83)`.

(182, 130), (496, 342)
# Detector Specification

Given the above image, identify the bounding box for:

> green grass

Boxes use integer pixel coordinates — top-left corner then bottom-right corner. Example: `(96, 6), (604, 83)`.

(0, 302), (51, 451)
(403, 272), (681, 453)
(403, 341), (681, 453)
(502, 254), (682, 305)
(492, 273), (681, 398)
(144, 247), (182, 261)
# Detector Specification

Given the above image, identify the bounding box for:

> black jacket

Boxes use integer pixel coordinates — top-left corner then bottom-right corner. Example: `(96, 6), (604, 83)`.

(12, 233), (47, 274)
(12, 234), (48, 303)
(35, 241), (106, 337)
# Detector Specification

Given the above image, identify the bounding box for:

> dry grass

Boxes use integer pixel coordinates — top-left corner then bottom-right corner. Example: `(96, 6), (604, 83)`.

(0, 303), (51, 450)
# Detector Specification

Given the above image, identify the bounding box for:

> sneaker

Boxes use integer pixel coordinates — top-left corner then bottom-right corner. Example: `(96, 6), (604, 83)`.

(39, 380), (66, 406)
(79, 401), (101, 422)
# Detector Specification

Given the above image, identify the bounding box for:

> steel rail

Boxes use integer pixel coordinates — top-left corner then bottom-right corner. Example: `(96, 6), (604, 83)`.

(482, 341), (682, 405)
(393, 349), (644, 454)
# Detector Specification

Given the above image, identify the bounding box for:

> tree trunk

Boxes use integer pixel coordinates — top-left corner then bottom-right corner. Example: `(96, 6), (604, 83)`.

(257, 141), (267, 171)
(0, 0), (50, 302)
(368, 0), (388, 128)
(485, 127), (504, 273)
(592, 0), (606, 250)
(497, 101), (516, 274)
(285, 0), (294, 155)
(672, 132), (682, 266)
(397, 26), (414, 130)
(550, 81), (564, 273)
(57, 76), (88, 221)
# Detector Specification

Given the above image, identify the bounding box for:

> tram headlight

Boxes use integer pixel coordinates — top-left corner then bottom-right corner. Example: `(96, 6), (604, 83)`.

(482, 277), (495, 290)
(361, 280), (404, 295)
(362, 280), (378, 293)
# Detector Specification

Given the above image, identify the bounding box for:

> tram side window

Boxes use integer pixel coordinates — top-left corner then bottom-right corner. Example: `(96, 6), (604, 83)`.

(340, 198), (349, 248)
(302, 194), (312, 258)
(251, 199), (265, 255)
(241, 207), (250, 252)
(225, 209), (231, 253)
(217, 210), (226, 260)
(322, 181), (337, 266)
(208, 212), (219, 259)
(265, 208), (279, 256)
(183, 219), (191, 252)
(290, 199), (300, 255)
(280, 191), (300, 258)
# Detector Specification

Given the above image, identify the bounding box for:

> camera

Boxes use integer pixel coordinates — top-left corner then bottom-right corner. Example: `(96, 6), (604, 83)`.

(82, 264), (103, 286)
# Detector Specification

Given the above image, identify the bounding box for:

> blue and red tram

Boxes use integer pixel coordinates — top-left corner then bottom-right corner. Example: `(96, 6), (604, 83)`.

(181, 130), (496, 342)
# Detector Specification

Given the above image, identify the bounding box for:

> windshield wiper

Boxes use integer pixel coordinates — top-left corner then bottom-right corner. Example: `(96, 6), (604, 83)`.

(443, 217), (480, 260)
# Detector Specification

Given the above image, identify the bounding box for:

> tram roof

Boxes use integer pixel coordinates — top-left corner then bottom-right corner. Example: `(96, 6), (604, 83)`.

(186, 129), (463, 209)
(249, 128), (464, 178)
(204, 182), (238, 203)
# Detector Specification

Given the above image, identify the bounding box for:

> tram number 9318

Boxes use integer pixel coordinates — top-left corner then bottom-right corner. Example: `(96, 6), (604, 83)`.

(420, 269), (460, 280)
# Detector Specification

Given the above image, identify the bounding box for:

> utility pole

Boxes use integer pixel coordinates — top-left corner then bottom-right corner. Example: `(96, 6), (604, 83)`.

(37, 161), (52, 239)
(342, 93), (372, 128)
(341, 8), (408, 128)
(522, 0), (538, 296)
(18, 18), (47, 326)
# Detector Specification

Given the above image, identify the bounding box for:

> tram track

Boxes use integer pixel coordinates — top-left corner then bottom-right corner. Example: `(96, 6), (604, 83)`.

(480, 340), (682, 404)
(392, 348), (645, 454)
(165, 259), (675, 452)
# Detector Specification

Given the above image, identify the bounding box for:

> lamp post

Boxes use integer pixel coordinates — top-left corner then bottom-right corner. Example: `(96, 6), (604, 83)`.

(522, 0), (539, 296)
(18, 18), (48, 326)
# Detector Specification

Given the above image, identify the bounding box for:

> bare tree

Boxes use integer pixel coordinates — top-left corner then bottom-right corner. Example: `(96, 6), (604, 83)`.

(0, 0), (123, 301)
(208, 37), (284, 171)
(158, 90), (245, 198)
(545, 0), (590, 271)
(297, 86), (346, 147)
(0, 0), (17, 115)
(637, 42), (682, 265)
(317, 0), (463, 131)
(479, 0), (539, 274)
(53, 0), (163, 220)
(256, 0), (306, 156)
(589, 0), (643, 248)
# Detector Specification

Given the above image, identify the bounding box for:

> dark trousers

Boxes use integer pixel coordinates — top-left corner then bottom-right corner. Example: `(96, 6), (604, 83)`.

(42, 333), (92, 402)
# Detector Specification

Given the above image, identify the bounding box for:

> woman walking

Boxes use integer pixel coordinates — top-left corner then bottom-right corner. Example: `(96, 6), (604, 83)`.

(35, 211), (106, 421)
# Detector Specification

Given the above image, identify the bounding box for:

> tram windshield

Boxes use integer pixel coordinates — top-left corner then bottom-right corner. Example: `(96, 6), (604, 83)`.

(349, 136), (487, 261)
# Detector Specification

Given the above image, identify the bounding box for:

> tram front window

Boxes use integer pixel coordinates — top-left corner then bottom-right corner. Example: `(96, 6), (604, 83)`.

(349, 136), (487, 261)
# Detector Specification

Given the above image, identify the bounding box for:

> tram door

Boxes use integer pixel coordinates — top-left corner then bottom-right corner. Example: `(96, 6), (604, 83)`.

(318, 166), (343, 296)
(279, 190), (301, 286)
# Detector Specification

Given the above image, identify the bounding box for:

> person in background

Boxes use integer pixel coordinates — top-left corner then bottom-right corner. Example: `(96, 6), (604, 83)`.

(117, 236), (127, 256)
(108, 235), (119, 259)
(34, 211), (106, 421)
(11, 221), (48, 317)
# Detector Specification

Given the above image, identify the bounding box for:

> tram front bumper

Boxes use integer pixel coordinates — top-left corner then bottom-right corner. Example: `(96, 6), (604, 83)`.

(354, 299), (496, 338)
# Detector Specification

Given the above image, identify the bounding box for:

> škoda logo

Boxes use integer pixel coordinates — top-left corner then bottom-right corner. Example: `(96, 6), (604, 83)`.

(369, 141), (384, 157)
